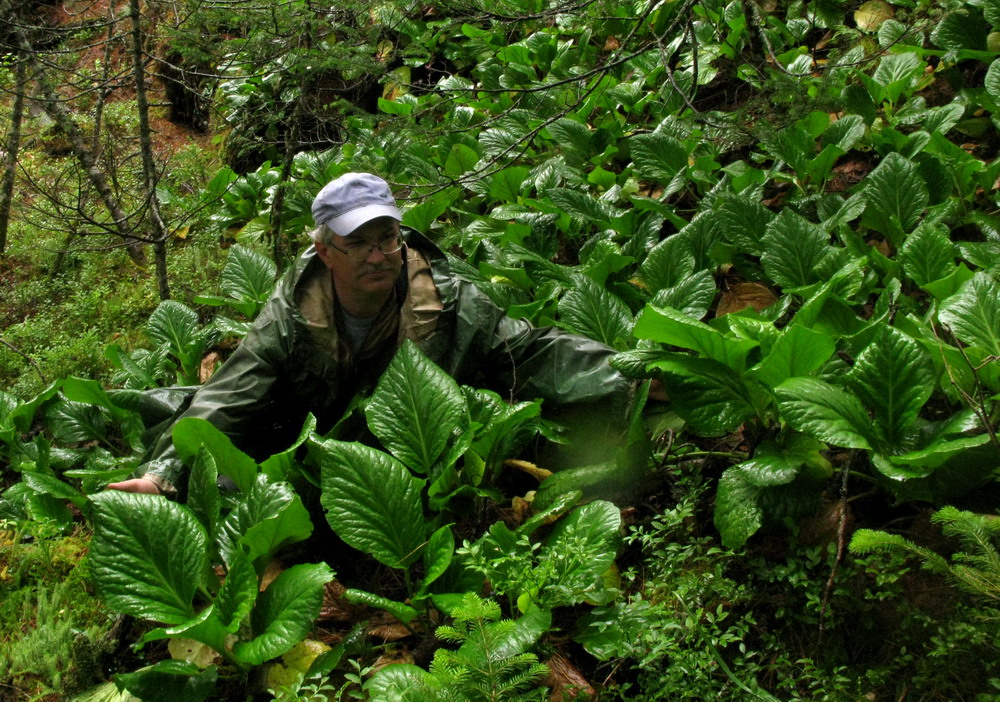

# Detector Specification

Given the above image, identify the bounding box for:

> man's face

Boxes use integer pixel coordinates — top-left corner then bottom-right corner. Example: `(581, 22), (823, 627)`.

(315, 217), (404, 307)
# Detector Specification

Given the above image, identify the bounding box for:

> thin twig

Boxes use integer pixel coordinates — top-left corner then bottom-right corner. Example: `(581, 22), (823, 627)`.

(818, 450), (852, 645)
(0, 337), (47, 383)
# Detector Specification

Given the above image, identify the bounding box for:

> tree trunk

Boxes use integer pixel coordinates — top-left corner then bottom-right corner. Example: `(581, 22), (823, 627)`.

(0, 53), (27, 257)
(130, 0), (171, 299)
(14, 23), (149, 268)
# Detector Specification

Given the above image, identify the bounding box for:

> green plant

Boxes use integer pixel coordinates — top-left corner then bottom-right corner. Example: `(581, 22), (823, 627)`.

(850, 506), (1000, 603)
(366, 593), (550, 702)
(85, 422), (333, 699)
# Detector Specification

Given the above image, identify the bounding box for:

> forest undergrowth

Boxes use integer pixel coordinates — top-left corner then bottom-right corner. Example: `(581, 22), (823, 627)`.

(2, 0), (1000, 699)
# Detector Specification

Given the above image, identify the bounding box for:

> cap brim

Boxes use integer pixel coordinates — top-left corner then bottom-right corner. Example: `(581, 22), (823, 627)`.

(325, 204), (402, 237)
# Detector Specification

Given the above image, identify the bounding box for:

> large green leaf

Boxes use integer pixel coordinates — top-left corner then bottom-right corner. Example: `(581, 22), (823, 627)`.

(848, 326), (934, 446)
(45, 400), (109, 444)
(546, 117), (594, 164)
(633, 305), (758, 371)
(89, 492), (205, 625)
(649, 354), (760, 436)
(648, 270), (717, 320)
(220, 245), (277, 318)
(172, 417), (258, 494)
(775, 377), (877, 449)
(186, 449), (221, 540)
(316, 440), (429, 569)
(366, 340), (469, 474)
(538, 500), (621, 607)
(715, 194), (773, 255)
(215, 549), (257, 632)
(739, 434), (832, 486)
(558, 274), (633, 349)
(147, 300), (210, 383)
(748, 324), (836, 388)
(938, 273), (1000, 355)
(232, 562), (335, 666)
(714, 467), (764, 549)
(871, 52), (923, 104)
(638, 234), (695, 292)
(761, 209), (831, 290)
(115, 660), (217, 702)
(343, 589), (421, 624)
(898, 224), (956, 286)
(629, 132), (689, 187)
(218, 476), (313, 570)
(861, 152), (928, 247)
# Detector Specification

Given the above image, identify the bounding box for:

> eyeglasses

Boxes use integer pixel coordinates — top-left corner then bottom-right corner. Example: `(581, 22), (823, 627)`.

(328, 234), (403, 263)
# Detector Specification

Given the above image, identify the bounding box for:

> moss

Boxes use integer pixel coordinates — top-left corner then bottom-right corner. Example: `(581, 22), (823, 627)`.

(0, 531), (118, 700)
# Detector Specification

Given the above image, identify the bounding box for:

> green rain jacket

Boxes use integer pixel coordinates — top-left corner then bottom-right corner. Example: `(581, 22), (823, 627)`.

(140, 229), (631, 495)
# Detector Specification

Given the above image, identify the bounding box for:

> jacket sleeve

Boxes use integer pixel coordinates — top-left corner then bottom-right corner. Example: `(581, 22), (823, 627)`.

(455, 280), (633, 422)
(138, 304), (292, 497)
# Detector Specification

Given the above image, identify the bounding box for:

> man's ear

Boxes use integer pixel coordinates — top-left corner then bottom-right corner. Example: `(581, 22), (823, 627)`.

(314, 240), (335, 268)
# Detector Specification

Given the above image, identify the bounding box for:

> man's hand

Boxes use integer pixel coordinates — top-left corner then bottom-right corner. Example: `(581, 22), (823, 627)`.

(106, 478), (162, 495)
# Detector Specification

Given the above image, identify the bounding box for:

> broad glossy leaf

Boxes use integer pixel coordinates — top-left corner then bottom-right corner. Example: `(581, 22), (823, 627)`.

(215, 549), (257, 632)
(218, 476), (313, 569)
(649, 355), (759, 436)
(861, 152), (928, 246)
(649, 270), (716, 320)
(232, 562), (334, 666)
(546, 117), (594, 163)
(61, 377), (126, 417)
(147, 300), (202, 361)
(172, 417), (258, 494)
(343, 589), (420, 624)
(22, 470), (84, 506)
(558, 274), (633, 349)
(898, 224), (956, 286)
(90, 492), (205, 625)
(849, 326), (934, 445)
(539, 501), (621, 606)
(775, 377), (876, 450)
(638, 235), (695, 292)
(220, 245), (277, 317)
(547, 187), (624, 226)
(367, 665), (445, 702)
(938, 273), (1000, 355)
(738, 434), (832, 487)
(715, 194), (774, 255)
(444, 143), (479, 177)
(485, 604), (552, 660)
(115, 660), (217, 702)
(987, 59), (1000, 104)
(634, 305), (758, 371)
(748, 324), (836, 388)
(885, 434), (992, 471)
(187, 449), (220, 540)
(931, 8), (989, 51)
(367, 340), (469, 474)
(629, 132), (689, 187)
(317, 440), (428, 569)
(259, 414), (317, 483)
(714, 466), (763, 548)
(419, 524), (455, 595)
(45, 400), (109, 444)
(872, 52), (922, 103)
(761, 209), (831, 290)
(489, 167), (530, 202)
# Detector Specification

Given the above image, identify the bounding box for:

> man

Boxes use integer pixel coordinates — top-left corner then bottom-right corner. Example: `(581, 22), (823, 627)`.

(109, 172), (635, 497)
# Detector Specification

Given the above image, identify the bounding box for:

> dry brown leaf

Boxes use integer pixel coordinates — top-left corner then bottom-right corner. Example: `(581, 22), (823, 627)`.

(505, 459), (552, 482)
(715, 282), (777, 317)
